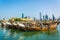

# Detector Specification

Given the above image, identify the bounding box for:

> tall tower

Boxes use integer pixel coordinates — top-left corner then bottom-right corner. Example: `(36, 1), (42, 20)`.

(40, 12), (42, 21)
(43, 15), (44, 20)
(22, 13), (24, 18)
(33, 17), (36, 21)
(52, 14), (55, 21)
(45, 14), (48, 20)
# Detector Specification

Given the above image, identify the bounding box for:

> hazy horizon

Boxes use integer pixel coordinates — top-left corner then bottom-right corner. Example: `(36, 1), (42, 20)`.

(0, 0), (60, 19)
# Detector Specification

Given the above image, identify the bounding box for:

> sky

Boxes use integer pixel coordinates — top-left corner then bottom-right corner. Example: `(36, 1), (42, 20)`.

(0, 0), (60, 19)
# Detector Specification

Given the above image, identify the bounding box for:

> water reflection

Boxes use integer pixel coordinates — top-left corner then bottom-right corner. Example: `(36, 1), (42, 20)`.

(0, 25), (60, 40)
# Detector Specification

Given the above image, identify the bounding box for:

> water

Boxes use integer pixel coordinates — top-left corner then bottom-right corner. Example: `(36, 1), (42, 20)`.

(0, 24), (60, 40)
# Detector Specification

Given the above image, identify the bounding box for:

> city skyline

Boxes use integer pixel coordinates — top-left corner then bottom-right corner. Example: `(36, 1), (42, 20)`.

(0, 0), (60, 19)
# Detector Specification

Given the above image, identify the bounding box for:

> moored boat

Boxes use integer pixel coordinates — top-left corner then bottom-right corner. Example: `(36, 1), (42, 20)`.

(49, 23), (57, 29)
(1, 21), (58, 31)
(19, 23), (57, 31)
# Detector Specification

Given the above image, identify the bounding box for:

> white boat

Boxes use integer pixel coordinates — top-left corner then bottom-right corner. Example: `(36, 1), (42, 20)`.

(6, 22), (12, 25)
(12, 22), (17, 25)
(2, 22), (6, 27)
(17, 22), (25, 28)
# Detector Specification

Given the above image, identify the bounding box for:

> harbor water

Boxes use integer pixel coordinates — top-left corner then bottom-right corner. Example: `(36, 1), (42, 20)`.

(0, 24), (60, 40)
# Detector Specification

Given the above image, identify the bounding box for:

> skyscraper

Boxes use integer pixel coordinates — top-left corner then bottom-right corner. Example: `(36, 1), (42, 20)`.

(43, 15), (44, 20)
(45, 14), (48, 20)
(22, 13), (24, 18)
(33, 17), (36, 21)
(40, 12), (42, 21)
(52, 14), (55, 21)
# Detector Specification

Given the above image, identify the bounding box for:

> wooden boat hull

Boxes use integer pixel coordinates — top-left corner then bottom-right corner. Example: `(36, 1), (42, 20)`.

(2, 22), (57, 31)
(49, 23), (57, 29)
(20, 27), (41, 31)
(20, 23), (57, 31)
(6, 25), (20, 29)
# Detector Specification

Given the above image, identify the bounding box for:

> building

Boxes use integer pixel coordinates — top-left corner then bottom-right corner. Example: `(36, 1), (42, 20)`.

(43, 15), (44, 20)
(52, 14), (55, 21)
(33, 17), (36, 21)
(22, 13), (24, 18)
(45, 14), (48, 20)
(39, 12), (42, 21)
